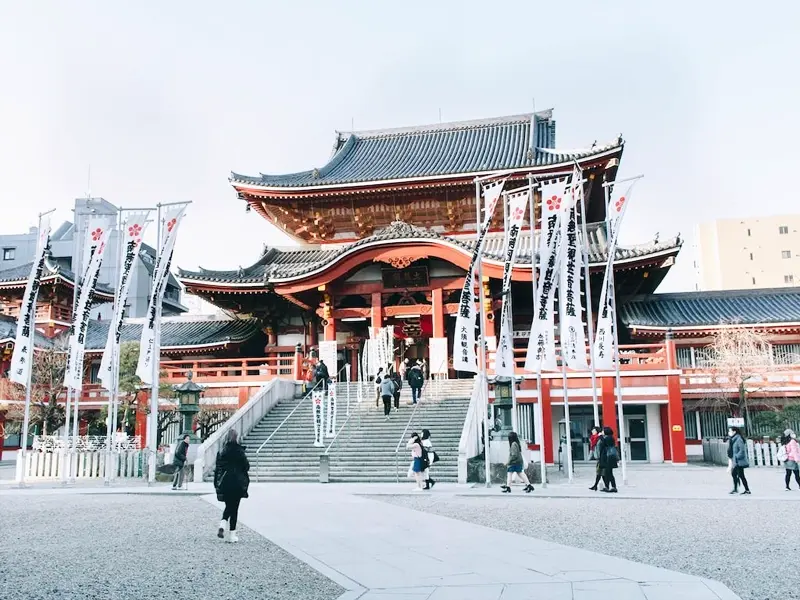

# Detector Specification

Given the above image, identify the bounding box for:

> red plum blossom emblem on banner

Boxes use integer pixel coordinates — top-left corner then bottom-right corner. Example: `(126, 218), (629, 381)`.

(91, 228), (104, 241)
(166, 218), (177, 232)
(546, 195), (561, 211)
(511, 206), (525, 221)
(615, 196), (626, 213)
(128, 224), (142, 239)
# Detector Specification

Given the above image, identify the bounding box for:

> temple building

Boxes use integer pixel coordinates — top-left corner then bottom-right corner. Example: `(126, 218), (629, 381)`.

(2, 110), (799, 475)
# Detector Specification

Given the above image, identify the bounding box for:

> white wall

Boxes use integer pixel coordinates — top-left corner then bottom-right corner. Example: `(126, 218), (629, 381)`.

(645, 404), (664, 463)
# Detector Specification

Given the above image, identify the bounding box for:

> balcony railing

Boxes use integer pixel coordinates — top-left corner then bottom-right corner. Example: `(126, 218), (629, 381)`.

(161, 356), (296, 384)
(499, 343), (669, 374)
(680, 366), (800, 397)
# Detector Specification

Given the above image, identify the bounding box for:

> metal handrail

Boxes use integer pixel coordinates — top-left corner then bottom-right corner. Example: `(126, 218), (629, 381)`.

(324, 412), (353, 456)
(254, 365), (347, 480)
(394, 392), (425, 482)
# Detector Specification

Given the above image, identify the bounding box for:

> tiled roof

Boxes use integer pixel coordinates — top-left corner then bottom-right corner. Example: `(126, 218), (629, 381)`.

(0, 258), (114, 297)
(230, 112), (623, 189)
(82, 318), (261, 351)
(0, 315), (55, 348)
(620, 288), (800, 329)
(178, 221), (681, 285)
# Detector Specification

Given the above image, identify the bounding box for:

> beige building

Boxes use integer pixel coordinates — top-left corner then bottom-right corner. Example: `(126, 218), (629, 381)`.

(694, 215), (800, 290)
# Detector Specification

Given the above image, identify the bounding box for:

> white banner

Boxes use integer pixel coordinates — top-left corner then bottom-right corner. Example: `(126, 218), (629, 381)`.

(9, 218), (52, 386)
(525, 179), (569, 373)
(495, 189), (530, 376)
(318, 340), (338, 379)
(65, 219), (114, 391)
(593, 181), (637, 370)
(325, 384), (337, 438)
(312, 390), (325, 447)
(429, 337), (448, 375)
(453, 179), (505, 372)
(136, 206), (187, 383)
(98, 212), (151, 391)
(559, 168), (589, 370)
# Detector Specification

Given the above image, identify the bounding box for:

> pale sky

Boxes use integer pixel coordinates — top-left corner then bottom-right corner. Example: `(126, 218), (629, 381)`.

(1, 1), (798, 292)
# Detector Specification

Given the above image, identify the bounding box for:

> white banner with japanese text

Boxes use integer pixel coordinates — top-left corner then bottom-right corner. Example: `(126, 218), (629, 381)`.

(495, 189), (530, 377)
(453, 179), (504, 373)
(99, 212), (151, 391)
(524, 179), (569, 373)
(136, 205), (187, 383)
(593, 181), (636, 370)
(65, 218), (114, 391)
(9, 218), (52, 386)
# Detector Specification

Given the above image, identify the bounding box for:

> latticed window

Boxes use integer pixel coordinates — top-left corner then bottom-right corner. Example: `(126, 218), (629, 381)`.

(683, 411), (699, 439)
(773, 344), (800, 365)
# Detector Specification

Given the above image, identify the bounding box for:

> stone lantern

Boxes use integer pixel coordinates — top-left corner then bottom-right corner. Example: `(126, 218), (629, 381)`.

(172, 371), (204, 443)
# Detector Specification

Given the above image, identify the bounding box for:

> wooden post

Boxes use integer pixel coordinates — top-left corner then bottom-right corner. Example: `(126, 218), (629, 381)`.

(371, 292), (382, 329)
(432, 288), (444, 338)
(293, 344), (303, 380)
(540, 378), (554, 464)
(665, 332), (687, 463)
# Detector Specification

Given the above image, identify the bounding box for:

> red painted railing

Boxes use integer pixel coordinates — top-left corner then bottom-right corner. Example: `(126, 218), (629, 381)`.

(161, 356), (296, 383)
(503, 343), (668, 374)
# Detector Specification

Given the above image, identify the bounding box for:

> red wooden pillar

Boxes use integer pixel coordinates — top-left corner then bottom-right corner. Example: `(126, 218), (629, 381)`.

(350, 349), (359, 381)
(540, 378), (554, 464)
(322, 292), (336, 342)
(601, 376), (617, 432)
(660, 404), (672, 461)
(307, 320), (318, 348)
(432, 288), (444, 338)
(135, 390), (148, 443)
(371, 292), (382, 330)
(0, 410), (6, 461)
(481, 278), (495, 341)
(238, 387), (249, 408)
(665, 334), (687, 463)
(293, 344), (303, 380)
(264, 326), (277, 347)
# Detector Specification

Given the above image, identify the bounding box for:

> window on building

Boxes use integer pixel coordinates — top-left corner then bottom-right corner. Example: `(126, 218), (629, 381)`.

(782, 250), (792, 259)
(780, 225), (789, 235)
(747, 228), (751, 236)
(752, 276), (757, 285)
(2, 248), (14, 261)
(749, 252), (754, 261)
(786, 275), (795, 284)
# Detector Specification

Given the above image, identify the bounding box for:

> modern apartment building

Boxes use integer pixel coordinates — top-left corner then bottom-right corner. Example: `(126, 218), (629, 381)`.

(694, 214), (800, 290)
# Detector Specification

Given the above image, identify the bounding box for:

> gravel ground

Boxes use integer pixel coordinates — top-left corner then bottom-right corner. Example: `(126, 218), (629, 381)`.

(0, 494), (343, 600)
(372, 494), (789, 600)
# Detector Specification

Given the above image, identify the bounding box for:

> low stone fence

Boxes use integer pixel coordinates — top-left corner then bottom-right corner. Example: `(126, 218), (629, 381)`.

(703, 438), (784, 468)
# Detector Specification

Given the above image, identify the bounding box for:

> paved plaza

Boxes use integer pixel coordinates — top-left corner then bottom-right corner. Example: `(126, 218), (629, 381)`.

(2, 464), (795, 599)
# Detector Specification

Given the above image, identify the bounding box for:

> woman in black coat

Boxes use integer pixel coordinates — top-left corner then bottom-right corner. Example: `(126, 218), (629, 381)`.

(597, 426), (619, 493)
(214, 429), (250, 543)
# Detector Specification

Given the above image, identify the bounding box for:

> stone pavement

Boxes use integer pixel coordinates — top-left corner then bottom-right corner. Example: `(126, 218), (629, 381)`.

(209, 482), (740, 600)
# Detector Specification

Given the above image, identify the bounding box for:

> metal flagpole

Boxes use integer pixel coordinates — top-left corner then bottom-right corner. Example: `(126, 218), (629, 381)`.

(575, 166), (600, 427)
(147, 203), (163, 485)
(17, 209), (56, 485)
(604, 178), (628, 485)
(560, 348), (574, 483)
(105, 207), (125, 483)
(527, 175), (546, 488)
(502, 192), (519, 434)
(474, 178), (492, 488)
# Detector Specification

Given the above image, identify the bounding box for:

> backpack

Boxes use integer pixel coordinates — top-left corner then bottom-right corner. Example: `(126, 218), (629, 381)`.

(420, 443), (430, 468)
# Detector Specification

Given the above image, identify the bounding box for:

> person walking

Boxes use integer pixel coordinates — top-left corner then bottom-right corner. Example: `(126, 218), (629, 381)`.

(597, 426), (619, 493)
(406, 431), (426, 491)
(780, 429), (800, 490)
(727, 426), (751, 495)
(380, 374), (396, 420)
(314, 359), (330, 392)
(374, 367), (384, 408)
(399, 358), (409, 381)
(172, 434), (190, 490)
(391, 368), (403, 411)
(421, 429), (438, 489)
(214, 430), (250, 543)
(408, 361), (424, 405)
(588, 426), (603, 491)
(501, 431), (534, 493)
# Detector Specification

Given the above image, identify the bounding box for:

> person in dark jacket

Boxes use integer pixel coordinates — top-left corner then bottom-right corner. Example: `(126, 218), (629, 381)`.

(727, 427), (751, 495)
(501, 431), (534, 493)
(215, 429), (250, 543)
(390, 369), (403, 410)
(588, 426), (603, 491)
(172, 435), (190, 490)
(407, 363), (424, 405)
(597, 427), (619, 493)
(314, 360), (330, 391)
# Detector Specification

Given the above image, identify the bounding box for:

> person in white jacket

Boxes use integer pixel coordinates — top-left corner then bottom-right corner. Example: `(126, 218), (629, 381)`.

(421, 429), (436, 490)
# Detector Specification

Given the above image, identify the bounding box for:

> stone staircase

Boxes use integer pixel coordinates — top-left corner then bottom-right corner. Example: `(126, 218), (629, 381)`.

(244, 379), (475, 483)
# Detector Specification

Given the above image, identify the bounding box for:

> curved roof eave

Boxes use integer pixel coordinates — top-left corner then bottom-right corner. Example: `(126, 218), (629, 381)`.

(230, 145), (624, 195)
(178, 236), (681, 290)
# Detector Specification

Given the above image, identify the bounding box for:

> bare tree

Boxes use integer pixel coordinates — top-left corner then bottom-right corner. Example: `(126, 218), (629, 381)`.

(195, 407), (234, 441)
(7, 343), (68, 436)
(704, 326), (776, 427)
